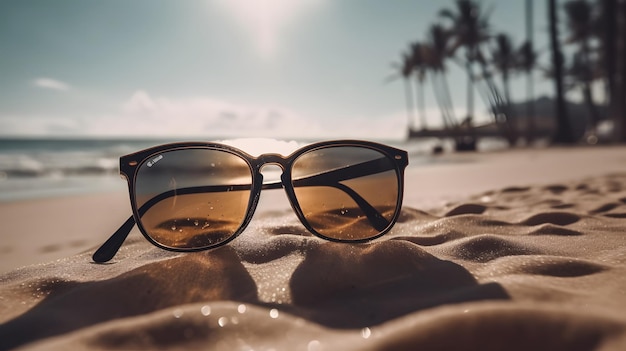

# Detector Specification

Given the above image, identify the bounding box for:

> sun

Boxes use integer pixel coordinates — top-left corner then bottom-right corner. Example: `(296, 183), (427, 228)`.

(215, 0), (324, 59)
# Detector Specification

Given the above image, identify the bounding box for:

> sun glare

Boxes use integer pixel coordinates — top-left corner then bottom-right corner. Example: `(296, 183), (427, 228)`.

(215, 0), (324, 59)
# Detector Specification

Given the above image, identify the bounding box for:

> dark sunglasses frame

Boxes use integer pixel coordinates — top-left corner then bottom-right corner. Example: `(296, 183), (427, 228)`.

(93, 140), (409, 263)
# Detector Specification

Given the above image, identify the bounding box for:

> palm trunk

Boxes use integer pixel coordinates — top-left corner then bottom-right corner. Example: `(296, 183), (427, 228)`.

(502, 72), (518, 146)
(602, 0), (617, 142)
(549, 0), (575, 144)
(414, 76), (428, 130)
(482, 62), (517, 146)
(440, 73), (459, 127)
(582, 83), (600, 132)
(502, 72), (511, 105)
(526, 73), (536, 142)
(433, 73), (472, 150)
(465, 60), (475, 120)
(475, 76), (498, 118)
(404, 79), (415, 131)
(431, 74), (450, 129)
(620, 0), (626, 142)
(458, 58), (477, 152)
(526, 0), (536, 143)
(581, 40), (600, 134)
(431, 73), (454, 129)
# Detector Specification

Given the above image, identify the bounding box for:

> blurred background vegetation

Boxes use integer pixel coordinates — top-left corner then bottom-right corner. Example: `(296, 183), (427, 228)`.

(392, 0), (626, 150)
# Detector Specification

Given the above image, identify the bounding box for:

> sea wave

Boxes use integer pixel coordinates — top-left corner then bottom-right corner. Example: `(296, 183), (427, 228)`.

(0, 153), (119, 178)
(0, 138), (171, 180)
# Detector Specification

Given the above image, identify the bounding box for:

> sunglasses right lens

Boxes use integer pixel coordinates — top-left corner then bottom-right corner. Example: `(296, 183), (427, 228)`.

(133, 148), (252, 250)
(291, 146), (400, 241)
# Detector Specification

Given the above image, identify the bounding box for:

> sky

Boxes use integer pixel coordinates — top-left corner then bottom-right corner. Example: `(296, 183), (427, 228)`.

(0, 0), (553, 141)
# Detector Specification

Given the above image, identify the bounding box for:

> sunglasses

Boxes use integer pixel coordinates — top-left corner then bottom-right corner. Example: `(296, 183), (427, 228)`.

(93, 140), (409, 263)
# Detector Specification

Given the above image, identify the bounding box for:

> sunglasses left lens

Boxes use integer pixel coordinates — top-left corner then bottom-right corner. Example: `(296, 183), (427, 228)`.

(133, 148), (252, 250)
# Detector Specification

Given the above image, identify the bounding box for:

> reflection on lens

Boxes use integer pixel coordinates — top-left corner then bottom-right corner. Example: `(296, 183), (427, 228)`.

(134, 148), (252, 249)
(291, 146), (399, 240)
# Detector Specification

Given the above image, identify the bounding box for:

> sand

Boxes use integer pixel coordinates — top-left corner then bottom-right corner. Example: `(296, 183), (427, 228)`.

(1, 145), (626, 350)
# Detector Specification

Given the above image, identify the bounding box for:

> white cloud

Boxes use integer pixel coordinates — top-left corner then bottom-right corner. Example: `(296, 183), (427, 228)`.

(0, 90), (408, 141)
(116, 90), (323, 138)
(33, 78), (71, 92)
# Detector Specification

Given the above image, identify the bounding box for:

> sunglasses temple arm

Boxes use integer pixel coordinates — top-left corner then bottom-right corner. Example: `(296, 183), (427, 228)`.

(92, 215), (136, 263)
(293, 157), (396, 230)
(92, 184), (251, 263)
(263, 179), (389, 230)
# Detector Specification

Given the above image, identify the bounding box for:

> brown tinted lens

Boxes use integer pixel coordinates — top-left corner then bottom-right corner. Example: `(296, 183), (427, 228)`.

(134, 148), (252, 249)
(291, 146), (399, 240)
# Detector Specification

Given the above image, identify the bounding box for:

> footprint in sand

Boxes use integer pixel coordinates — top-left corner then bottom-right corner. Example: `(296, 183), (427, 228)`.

(543, 184), (568, 194)
(39, 244), (62, 253)
(69, 239), (89, 248)
(500, 186), (531, 193)
(444, 203), (487, 217)
(536, 199), (575, 209)
(445, 235), (543, 263)
(603, 212), (626, 218)
(528, 224), (582, 236)
(521, 212), (581, 226)
(483, 256), (608, 278)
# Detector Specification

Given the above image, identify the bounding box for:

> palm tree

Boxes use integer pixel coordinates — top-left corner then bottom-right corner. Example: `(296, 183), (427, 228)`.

(549, 0), (575, 143)
(563, 0), (601, 136)
(439, 0), (491, 124)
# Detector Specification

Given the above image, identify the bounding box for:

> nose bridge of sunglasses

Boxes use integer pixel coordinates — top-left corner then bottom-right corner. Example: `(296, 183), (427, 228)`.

(253, 158), (301, 216)
(256, 153), (289, 167)
(256, 154), (288, 189)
